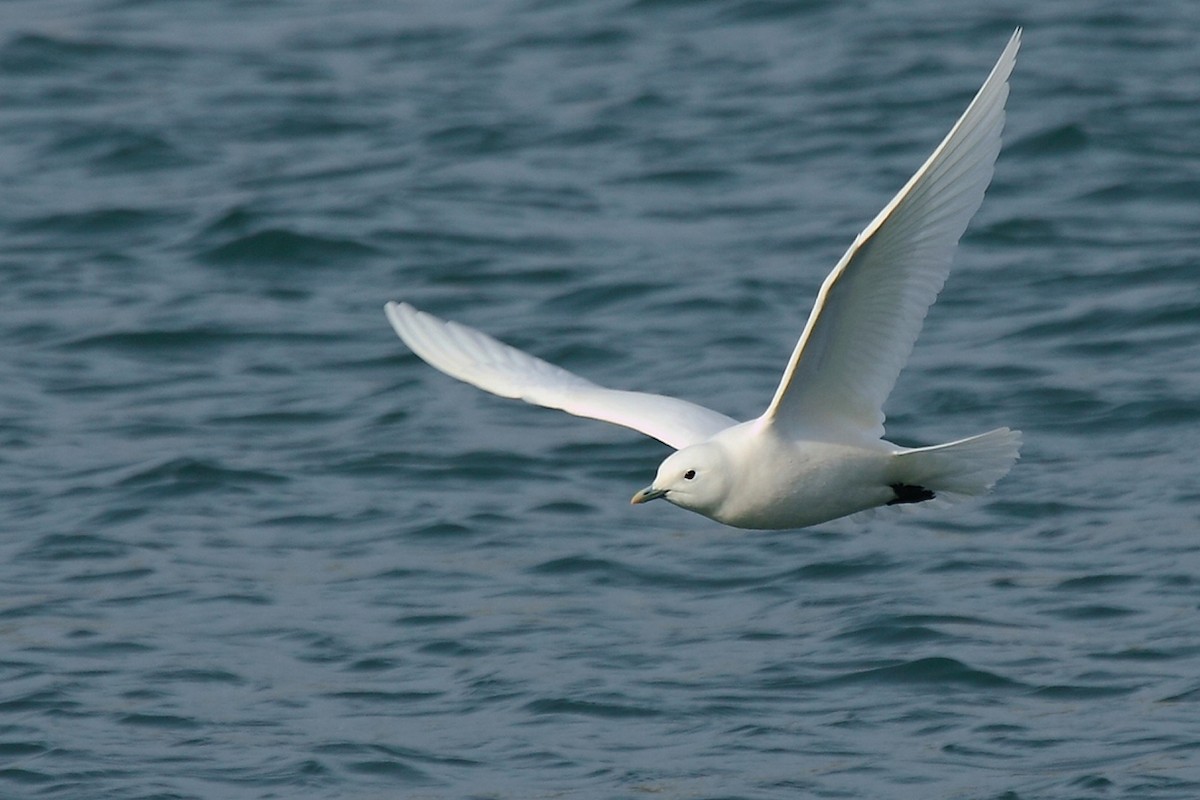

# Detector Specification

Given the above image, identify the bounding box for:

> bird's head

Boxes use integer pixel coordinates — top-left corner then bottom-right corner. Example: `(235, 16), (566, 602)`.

(631, 442), (731, 516)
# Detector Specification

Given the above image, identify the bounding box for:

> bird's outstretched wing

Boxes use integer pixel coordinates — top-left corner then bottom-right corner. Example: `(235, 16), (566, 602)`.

(762, 29), (1020, 440)
(386, 302), (736, 450)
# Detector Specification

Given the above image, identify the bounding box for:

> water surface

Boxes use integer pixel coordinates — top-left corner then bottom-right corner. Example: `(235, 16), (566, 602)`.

(2, 1), (1199, 798)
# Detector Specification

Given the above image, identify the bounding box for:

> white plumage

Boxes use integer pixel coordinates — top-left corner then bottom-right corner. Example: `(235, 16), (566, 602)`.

(386, 30), (1023, 530)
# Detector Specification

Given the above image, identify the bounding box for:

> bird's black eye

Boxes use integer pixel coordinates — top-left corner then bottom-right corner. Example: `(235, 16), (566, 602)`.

(684, 469), (696, 480)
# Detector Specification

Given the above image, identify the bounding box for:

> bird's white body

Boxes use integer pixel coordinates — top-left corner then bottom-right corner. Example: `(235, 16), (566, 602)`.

(639, 420), (1017, 529)
(385, 31), (1024, 530)
(677, 423), (896, 529)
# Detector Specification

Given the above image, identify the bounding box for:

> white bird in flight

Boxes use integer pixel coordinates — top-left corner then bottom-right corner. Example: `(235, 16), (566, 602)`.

(386, 30), (1022, 530)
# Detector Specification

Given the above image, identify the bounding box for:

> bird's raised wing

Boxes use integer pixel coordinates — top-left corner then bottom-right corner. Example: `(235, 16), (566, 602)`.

(386, 302), (736, 450)
(762, 29), (1020, 440)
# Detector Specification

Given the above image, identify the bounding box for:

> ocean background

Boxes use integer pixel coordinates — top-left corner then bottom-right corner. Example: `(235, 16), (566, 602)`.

(2, 1), (1199, 798)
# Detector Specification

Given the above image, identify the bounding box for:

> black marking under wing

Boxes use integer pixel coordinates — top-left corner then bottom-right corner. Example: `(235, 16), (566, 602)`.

(888, 483), (936, 505)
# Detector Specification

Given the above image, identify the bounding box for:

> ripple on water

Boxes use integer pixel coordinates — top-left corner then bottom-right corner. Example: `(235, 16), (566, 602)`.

(198, 228), (382, 269)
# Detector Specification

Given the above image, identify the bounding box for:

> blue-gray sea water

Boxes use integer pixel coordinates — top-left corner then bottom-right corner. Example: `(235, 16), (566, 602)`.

(2, 1), (1199, 798)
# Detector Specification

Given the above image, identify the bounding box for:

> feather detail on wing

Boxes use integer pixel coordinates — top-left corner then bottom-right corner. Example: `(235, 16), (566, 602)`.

(386, 302), (736, 450)
(762, 29), (1020, 440)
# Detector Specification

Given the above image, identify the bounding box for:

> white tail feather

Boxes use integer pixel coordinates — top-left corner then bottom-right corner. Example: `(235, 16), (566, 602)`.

(892, 428), (1022, 500)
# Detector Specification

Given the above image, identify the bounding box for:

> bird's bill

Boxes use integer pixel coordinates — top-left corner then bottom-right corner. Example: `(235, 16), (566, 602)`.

(630, 486), (667, 505)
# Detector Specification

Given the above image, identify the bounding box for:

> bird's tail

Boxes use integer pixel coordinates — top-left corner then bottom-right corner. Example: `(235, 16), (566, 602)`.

(892, 427), (1021, 501)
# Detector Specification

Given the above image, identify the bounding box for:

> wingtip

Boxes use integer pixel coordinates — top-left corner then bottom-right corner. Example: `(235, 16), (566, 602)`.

(384, 300), (414, 336)
(1004, 27), (1022, 60)
(993, 27), (1022, 75)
